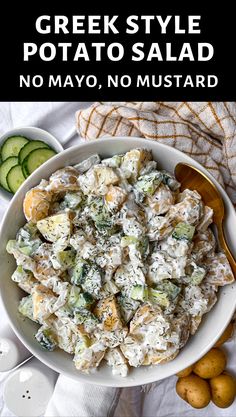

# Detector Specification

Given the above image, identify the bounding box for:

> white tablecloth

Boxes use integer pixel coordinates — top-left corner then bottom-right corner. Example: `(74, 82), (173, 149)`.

(0, 102), (236, 417)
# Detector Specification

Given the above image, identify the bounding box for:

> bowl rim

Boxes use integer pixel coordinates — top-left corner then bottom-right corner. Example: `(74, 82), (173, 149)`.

(0, 136), (235, 387)
(0, 125), (64, 149)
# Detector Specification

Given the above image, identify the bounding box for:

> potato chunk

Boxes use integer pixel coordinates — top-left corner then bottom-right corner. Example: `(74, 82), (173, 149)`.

(203, 253), (235, 286)
(23, 188), (52, 222)
(105, 185), (127, 211)
(48, 167), (79, 192)
(73, 335), (106, 373)
(32, 284), (58, 322)
(94, 296), (123, 331)
(120, 149), (152, 181)
(37, 212), (72, 243)
(94, 166), (119, 186)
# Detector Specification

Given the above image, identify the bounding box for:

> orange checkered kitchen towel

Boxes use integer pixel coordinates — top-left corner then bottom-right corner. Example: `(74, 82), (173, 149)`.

(76, 102), (236, 205)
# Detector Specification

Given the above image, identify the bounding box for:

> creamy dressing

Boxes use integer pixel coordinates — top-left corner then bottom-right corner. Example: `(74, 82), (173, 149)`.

(7, 149), (235, 376)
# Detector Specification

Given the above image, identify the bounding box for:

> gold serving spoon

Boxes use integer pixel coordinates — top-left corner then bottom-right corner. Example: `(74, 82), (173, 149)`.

(175, 162), (236, 277)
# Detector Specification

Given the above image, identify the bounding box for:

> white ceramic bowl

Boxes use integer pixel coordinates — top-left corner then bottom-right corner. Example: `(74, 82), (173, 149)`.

(0, 127), (63, 202)
(0, 137), (236, 387)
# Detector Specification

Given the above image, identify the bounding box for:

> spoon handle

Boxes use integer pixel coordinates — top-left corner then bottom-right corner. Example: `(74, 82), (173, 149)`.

(218, 222), (236, 277)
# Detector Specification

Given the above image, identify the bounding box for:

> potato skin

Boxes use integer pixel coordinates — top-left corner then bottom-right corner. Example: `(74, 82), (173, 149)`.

(193, 348), (226, 379)
(210, 373), (236, 408)
(176, 365), (193, 378)
(176, 374), (211, 409)
(23, 188), (52, 222)
(214, 322), (234, 347)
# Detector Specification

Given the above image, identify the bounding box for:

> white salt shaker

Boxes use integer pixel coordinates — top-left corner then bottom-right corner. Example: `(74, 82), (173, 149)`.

(0, 325), (32, 372)
(3, 357), (58, 417)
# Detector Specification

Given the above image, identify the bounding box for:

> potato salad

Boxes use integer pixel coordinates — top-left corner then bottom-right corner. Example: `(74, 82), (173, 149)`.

(7, 149), (234, 377)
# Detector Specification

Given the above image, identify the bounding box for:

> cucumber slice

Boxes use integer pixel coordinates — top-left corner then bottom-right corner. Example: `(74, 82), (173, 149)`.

(19, 140), (49, 165)
(1, 136), (29, 161)
(22, 160), (29, 178)
(7, 165), (25, 193)
(0, 156), (18, 192)
(23, 148), (56, 176)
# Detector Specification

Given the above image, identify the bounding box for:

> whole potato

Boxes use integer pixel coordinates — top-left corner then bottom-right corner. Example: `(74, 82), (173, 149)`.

(210, 373), (236, 408)
(176, 374), (211, 409)
(176, 365), (194, 378)
(193, 348), (226, 379)
(214, 322), (234, 347)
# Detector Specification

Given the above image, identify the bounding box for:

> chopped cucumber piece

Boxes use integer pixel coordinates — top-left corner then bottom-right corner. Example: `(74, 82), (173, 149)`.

(74, 309), (99, 326)
(7, 165), (25, 193)
(16, 222), (42, 254)
(161, 170), (180, 191)
(0, 156), (18, 192)
(68, 286), (94, 310)
(17, 221), (40, 241)
(1, 136), (29, 161)
(130, 285), (148, 301)
(6, 239), (17, 254)
(18, 295), (35, 321)
(74, 154), (100, 173)
(67, 286), (81, 306)
(19, 246), (32, 256)
(117, 295), (140, 322)
(155, 280), (181, 300)
(23, 148), (56, 176)
(138, 236), (149, 258)
(56, 250), (75, 269)
(191, 265), (206, 285)
(148, 288), (170, 307)
(135, 171), (162, 195)
(11, 266), (33, 285)
(35, 327), (57, 351)
(89, 197), (112, 230)
(74, 292), (94, 309)
(121, 236), (138, 247)
(19, 140), (49, 164)
(75, 334), (91, 355)
(102, 154), (123, 168)
(71, 259), (90, 286)
(172, 222), (195, 241)
(14, 265), (24, 275)
(80, 266), (103, 298)
(64, 192), (83, 209)
(121, 235), (149, 257)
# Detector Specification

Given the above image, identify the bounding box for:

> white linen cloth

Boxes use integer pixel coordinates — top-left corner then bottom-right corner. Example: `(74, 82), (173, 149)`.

(0, 102), (236, 417)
